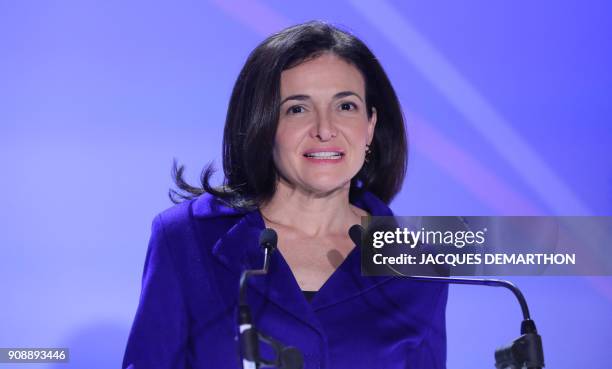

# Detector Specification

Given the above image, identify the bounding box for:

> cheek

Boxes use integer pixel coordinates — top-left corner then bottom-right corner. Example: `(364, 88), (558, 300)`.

(274, 124), (306, 155)
(347, 125), (370, 146)
(273, 130), (292, 157)
(272, 130), (298, 170)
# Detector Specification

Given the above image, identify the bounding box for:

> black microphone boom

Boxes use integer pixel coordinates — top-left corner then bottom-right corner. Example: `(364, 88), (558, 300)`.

(351, 224), (545, 369)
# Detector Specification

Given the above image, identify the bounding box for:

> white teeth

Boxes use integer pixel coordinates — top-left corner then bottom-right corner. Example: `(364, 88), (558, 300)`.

(305, 151), (343, 159)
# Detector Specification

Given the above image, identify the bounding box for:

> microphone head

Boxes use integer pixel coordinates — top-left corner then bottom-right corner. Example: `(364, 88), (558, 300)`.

(259, 228), (278, 252)
(348, 224), (364, 247)
(279, 347), (304, 369)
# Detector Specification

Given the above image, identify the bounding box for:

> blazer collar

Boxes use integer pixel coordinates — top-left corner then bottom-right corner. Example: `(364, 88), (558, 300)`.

(192, 193), (246, 218)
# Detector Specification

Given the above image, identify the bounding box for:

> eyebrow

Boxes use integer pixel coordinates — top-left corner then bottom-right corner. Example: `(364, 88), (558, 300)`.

(279, 91), (364, 106)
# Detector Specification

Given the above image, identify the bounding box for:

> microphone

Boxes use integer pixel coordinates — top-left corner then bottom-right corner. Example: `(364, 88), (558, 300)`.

(259, 228), (277, 271)
(350, 224), (545, 369)
(349, 224), (363, 247)
(238, 229), (276, 369)
(239, 228), (277, 304)
(238, 228), (304, 369)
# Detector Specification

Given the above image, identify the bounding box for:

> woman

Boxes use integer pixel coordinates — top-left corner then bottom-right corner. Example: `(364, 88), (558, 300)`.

(123, 21), (447, 369)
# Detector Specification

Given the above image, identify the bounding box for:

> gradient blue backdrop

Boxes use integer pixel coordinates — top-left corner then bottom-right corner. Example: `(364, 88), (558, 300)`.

(1, 1), (611, 368)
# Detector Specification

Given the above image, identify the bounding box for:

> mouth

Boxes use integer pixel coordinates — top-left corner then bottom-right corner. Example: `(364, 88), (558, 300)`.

(303, 151), (344, 160)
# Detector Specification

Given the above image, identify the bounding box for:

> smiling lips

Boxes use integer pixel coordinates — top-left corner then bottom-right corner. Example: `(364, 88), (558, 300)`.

(303, 149), (345, 163)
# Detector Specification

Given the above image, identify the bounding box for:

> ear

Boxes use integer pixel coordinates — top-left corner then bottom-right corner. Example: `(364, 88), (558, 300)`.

(367, 106), (377, 144)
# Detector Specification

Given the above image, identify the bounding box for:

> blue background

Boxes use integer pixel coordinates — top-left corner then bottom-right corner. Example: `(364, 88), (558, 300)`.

(1, 1), (611, 368)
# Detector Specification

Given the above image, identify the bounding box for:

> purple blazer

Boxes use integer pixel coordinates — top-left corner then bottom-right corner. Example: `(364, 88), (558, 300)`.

(123, 191), (447, 369)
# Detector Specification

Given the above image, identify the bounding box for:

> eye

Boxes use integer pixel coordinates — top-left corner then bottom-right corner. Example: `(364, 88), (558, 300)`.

(340, 102), (358, 111)
(286, 105), (306, 115)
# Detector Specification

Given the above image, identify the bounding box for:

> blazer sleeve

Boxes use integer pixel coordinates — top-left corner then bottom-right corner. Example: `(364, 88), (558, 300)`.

(122, 214), (189, 369)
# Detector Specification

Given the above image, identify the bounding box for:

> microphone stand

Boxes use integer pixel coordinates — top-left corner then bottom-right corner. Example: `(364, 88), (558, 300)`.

(238, 228), (304, 369)
(351, 224), (545, 369)
(405, 276), (544, 369)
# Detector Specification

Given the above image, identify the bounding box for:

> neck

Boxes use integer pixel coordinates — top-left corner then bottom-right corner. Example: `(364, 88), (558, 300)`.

(259, 180), (366, 237)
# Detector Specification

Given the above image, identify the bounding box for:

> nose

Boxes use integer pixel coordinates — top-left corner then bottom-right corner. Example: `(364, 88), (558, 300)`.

(311, 111), (337, 141)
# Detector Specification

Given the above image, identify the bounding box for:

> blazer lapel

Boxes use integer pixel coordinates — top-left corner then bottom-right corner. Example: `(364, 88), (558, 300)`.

(312, 190), (396, 309)
(310, 246), (395, 310)
(210, 210), (325, 336)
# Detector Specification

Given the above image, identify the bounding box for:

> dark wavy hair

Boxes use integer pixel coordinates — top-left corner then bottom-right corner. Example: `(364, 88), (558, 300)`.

(170, 20), (407, 209)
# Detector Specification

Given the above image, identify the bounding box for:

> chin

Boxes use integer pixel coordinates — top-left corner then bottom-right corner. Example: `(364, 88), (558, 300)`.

(304, 179), (352, 195)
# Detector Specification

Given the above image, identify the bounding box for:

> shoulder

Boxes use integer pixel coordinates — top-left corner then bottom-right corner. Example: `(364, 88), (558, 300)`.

(351, 190), (395, 217)
(151, 193), (248, 249)
(155, 193), (244, 228)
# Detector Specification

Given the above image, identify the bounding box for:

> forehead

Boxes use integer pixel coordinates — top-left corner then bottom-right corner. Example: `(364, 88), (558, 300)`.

(280, 53), (365, 97)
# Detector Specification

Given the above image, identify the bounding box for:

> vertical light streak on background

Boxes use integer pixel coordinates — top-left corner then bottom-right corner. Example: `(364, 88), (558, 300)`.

(349, 0), (591, 215)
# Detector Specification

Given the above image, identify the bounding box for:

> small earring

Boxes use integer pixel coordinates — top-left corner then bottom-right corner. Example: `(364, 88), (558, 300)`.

(365, 144), (372, 163)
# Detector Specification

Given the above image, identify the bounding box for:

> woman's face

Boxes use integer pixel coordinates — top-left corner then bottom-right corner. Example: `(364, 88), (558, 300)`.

(273, 53), (377, 196)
